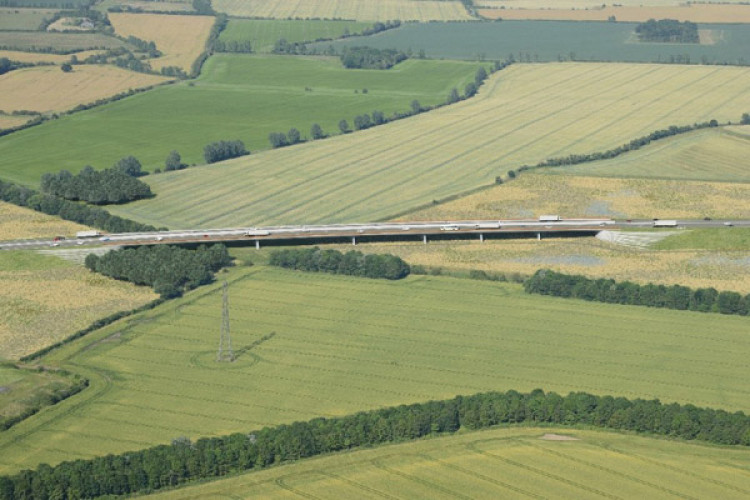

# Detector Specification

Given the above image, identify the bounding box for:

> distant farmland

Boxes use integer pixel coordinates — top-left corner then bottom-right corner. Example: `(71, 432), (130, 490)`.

(316, 21), (750, 64)
(107, 63), (750, 228)
(0, 200), (87, 241)
(0, 7), (56, 30)
(218, 19), (370, 53)
(0, 65), (170, 114)
(152, 427), (750, 500)
(0, 54), (479, 184)
(479, 4), (750, 23)
(212, 0), (473, 21)
(108, 13), (215, 72)
(1, 266), (749, 473)
(0, 32), (127, 52)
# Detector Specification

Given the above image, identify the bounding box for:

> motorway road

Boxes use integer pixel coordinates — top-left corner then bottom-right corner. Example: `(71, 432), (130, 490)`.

(0, 218), (748, 251)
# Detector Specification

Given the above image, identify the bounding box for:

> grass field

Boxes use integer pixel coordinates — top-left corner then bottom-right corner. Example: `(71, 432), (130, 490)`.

(0, 54), (478, 184)
(108, 12), (215, 72)
(654, 228), (750, 251)
(316, 21), (750, 64)
(104, 63), (750, 229)
(0, 64), (170, 114)
(0, 48), (101, 63)
(151, 427), (750, 500)
(4, 0), (89, 6)
(1, 265), (749, 473)
(0, 31), (126, 52)
(541, 126), (750, 182)
(0, 250), (156, 361)
(479, 4), (750, 23)
(408, 172), (750, 221)
(219, 18), (371, 53)
(213, 0), (473, 22)
(0, 200), (88, 240)
(0, 364), (79, 424)
(0, 7), (56, 30)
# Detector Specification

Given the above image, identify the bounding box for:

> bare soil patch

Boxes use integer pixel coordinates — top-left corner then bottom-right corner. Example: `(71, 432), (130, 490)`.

(541, 433), (580, 441)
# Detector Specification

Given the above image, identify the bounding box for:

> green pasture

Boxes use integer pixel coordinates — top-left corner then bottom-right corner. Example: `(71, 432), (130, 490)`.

(541, 127), (750, 182)
(316, 20), (750, 64)
(0, 8), (56, 31)
(219, 18), (370, 53)
(0, 365), (76, 422)
(1, 265), (749, 474)
(0, 31), (126, 51)
(152, 427), (750, 499)
(0, 250), (71, 272)
(0, 54), (478, 185)
(655, 228), (750, 251)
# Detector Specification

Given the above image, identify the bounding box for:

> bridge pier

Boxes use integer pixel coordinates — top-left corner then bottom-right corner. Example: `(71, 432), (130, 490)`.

(423, 235), (428, 245)
(352, 236), (356, 245)
(480, 233), (484, 243)
(537, 233), (541, 241)
(255, 240), (260, 250)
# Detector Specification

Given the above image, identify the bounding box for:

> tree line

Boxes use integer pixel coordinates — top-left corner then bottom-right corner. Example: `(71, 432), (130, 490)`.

(269, 247), (410, 280)
(85, 244), (232, 298)
(340, 47), (407, 69)
(2, 388), (748, 498)
(636, 19), (699, 44)
(0, 179), (159, 233)
(40, 165), (152, 205)
(203, 139), (248, 163)
(524, 269), (750, 316)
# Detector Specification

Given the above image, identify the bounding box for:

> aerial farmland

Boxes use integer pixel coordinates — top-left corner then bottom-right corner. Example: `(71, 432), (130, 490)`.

(0, 1), (748, 498)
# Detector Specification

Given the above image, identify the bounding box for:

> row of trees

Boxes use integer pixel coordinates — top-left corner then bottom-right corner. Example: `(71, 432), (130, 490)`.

(85, 244), (232, 298)
(3, 388), (748, 498)
(0, 179), (159, 233)
(524, 269), (750, 315)
(269, 247), (410, 280)
(636, 19), (699, 44)
(40, 166), (151, 205)
(340, 47), (407, 69)
(203, 140), (248, 164)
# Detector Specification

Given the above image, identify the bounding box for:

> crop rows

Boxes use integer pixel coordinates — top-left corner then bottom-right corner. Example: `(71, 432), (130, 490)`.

(1, 266), (749, 473)
(212, 0), (473, 22)
(110, 63), (750, 228)
(150, 427), (750, 499)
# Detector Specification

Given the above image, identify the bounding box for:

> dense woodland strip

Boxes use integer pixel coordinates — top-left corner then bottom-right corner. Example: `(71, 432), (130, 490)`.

(1, 389), (748, 499)
(40, 166), (152, 205)
(85, 244), (233, 298)
(524, 269), (750, 316)
(269, 247), (410, 280)
(636, 19), (699, 44)
(0, 179), (159, 233)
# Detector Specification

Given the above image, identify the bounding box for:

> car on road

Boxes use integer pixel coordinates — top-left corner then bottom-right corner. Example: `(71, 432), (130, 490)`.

(724, 221), (734, 226)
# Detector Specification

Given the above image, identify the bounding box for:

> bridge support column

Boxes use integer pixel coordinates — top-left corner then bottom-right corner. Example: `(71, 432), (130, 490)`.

(423, 235), (428, 245)
(480, 233), (484, 243)
(255, 240), (260, 250)
(537, 233), (541, 241)
(352, 236), (356, 246)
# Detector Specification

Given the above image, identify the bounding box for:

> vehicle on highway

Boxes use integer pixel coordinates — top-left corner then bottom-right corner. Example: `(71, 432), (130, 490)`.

(76, 230), (101, 238)
(539, 215), (561, 222)
(724, 221), (734, 226)
(53, 236), (65, 242)
(440, 225), (459, 231)
(653, 220), (678, 227)
(99, 236), (110, 241)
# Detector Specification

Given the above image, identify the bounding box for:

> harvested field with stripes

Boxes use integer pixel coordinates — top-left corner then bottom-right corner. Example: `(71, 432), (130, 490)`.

(479, 4), (750, 23)
(212, 0), (473, 21)
(1, 265), (749, 473)
(0, 49), (102, 64)
(152, 427), (750, 500)
(109, 63), (750, 229)
(108, 13), (215, 72)
(0, 65), (169, 114)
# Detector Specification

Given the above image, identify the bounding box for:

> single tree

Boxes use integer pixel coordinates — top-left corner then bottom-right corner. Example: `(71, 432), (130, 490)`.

(410, 100), (421, 115)
(287, 128), (301, 144)
(268, 132), (288, 148)
(310, 123), (325, 139)
(475, 66), (488, 86)
(113, 156), (143, 177)
(61, 63), (73, 73)
(464, 82), (478, 98)
(447, 87), (460, 104)
(338, 119), (350, 134)
(742, 113), (750, 125)
(165, 150), (182, 171)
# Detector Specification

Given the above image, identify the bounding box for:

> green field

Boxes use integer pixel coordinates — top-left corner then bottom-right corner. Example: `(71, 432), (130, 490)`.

(655, 228), (750, 251)
(0, 54), (478, 185)
(219, 19), (371, 53)
(317, 20), (750, 64)
(0, 8), (56, 31)
(150, 427), (750, 499)
(104, 62), (750, 228)
(1, 265), (749, 474)
(541, 126), (750, 182)
(0, 31), (126, 52)
(0, 364), (80, 426)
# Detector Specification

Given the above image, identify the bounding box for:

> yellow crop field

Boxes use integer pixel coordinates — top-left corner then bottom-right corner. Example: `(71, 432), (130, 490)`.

(0, 115), (31, 131)
(212, 0), (474, 21)
(109, 13), (216, 71)
(152, 427), (750, 500)
(479, 4), (750, 22)
(408, 172), (750, 221)
(110, 63), (750, 229)
(0, 251), (156, 361)
(0, 49), (102, 64)
(0, 201), (88, 240)
(0, 65), (169, 114)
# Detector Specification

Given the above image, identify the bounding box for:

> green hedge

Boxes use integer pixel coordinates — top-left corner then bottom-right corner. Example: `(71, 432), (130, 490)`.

(269, 247), (410, 280)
